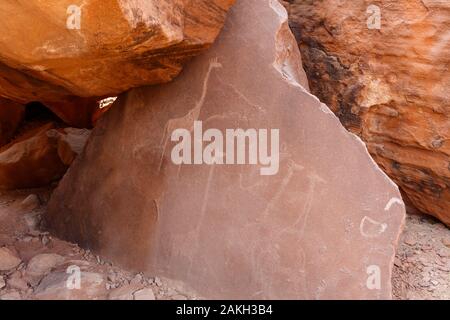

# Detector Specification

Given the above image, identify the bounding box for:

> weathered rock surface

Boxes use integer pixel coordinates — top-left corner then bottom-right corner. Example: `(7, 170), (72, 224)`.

(286, 0), (450, 225)
(0, 290), (21, 300)
(43, 99), (99, 129)
(34, 271), (107, 300)
(107, 283), (141, 300)
(0, 98), (25, 147)
(0, 124), (90, 189)
(47, 0), (405, 299)
(56, 128), (91, 166)
(0, 247), (21, 271)
(0, 0), (235, 126)
(20, 194), (40, 212)
(133, 288), (156, 300)
(26, 254), (65, 277)
(7, 272), (29, 291)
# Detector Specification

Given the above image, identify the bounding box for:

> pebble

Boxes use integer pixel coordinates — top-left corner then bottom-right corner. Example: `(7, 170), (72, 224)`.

(0, 276), (5, 289)
(442, 238), (450, 248)
(420, 243), (433, 251)
(41, 235), (50, 246)
(108, 284), (141, 300)
(154, 276), (163, 287)
(404, 235), (417, 246)
(0, 247), (21, 271)
(27, 253), (65, 276)
(107, 272), (117, 283)
(437, 248), (450, 258)
(0, 290), (21, 300)
(23, 213), (41, 231)
(133, 288), (156, 300)
(130, 274), (143, 285)
(8, 272), (29, 291)
(20, 194), (40, 211)
(438, 265), (450, 272)
(22, 236), (34, 242)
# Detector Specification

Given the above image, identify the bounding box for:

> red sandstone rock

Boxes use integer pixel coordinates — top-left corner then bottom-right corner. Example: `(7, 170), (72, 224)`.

(43, 98), (99, 129)
(286, 0), (450, 226)
(0, 0), (235, 125)
(0, 123), (90, 189)
(47, 0), (405, 299)
(0, 98), (25, 147)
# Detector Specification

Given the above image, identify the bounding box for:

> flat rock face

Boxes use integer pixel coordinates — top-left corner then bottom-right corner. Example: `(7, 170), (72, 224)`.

(286, 0), (450, 225)
(0, 0), (234, 123)
(47, 0), (405, 299)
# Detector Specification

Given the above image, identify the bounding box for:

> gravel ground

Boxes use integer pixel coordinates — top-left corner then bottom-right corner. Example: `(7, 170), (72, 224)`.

(393, 208), (450, 300)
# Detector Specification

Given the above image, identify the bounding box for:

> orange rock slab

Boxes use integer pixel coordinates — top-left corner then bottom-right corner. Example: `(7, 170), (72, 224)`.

(0, 0), (235, 127)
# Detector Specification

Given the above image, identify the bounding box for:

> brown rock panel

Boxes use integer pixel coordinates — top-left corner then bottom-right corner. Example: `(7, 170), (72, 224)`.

(47, 0), (405, 299)
(286, 0), (450, 225)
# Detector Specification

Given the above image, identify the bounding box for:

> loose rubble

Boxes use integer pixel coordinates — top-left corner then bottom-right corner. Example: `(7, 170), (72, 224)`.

(0, 247), (21, 271)
(393, 207), (450, 300)
(0, 189), (201, 300)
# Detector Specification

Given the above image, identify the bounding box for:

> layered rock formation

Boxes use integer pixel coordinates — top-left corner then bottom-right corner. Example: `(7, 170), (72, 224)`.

(286, 0), (450, 225)
(0, 0), (235, 127)
(47, 0), (405, 299)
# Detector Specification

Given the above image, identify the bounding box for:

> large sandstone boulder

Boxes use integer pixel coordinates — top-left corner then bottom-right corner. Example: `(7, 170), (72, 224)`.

(47, 0), (405, 299)
(286, 0), (450, 225)
(0, 124), (90, 189)
(0, 0), (235, 127)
